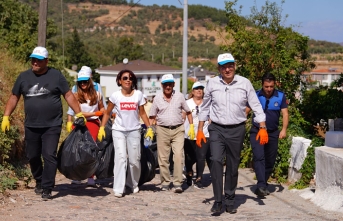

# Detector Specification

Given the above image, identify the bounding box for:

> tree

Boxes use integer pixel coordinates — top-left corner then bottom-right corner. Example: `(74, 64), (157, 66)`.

(112, 36), (143, 64)
(65, 28), (96, 70)
(223, 0), (315, 103)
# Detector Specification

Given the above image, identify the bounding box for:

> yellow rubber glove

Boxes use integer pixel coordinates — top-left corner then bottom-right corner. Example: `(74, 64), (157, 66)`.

(188, 124), (195, 140)
(145, 127), (154, 140)
(97, 126), (106, 142)
(66, 122), (73, 132)
(256, 128), (269, 145)
(196, 130), (206, 147)
(75, 112), (87, 124)
(1, 116), (10, 132)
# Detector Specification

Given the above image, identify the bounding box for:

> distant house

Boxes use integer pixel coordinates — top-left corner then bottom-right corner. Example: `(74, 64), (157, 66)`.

(302, 68), (342, 87)
(95, 60), (182, 99)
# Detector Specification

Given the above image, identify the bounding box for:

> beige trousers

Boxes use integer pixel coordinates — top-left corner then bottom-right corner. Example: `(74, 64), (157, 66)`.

(156, 125), (185, 187)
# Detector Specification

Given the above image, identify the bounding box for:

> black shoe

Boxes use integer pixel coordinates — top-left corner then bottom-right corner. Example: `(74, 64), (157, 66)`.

(34, 182), (43, 195)
(211, 201), (222, 213)
(186, 175), (193, 186)
(194, 180), (204, 189)
(42, 189), (52, 201)
(226, 205), (237, 214)
(255, 187), (268, 197)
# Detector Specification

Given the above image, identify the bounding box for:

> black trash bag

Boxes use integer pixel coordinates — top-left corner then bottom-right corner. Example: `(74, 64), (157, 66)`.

(97, 119), (113, 150)
(139, 128), (158, 186)
(57, 122), (99, 180)
(95, 142), (115, 179)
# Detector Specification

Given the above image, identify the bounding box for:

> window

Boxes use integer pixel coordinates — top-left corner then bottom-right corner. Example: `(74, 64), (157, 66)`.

(157, 76), (160, 81)
(148, 76), (151, 81)
(322, 75), (327, 80)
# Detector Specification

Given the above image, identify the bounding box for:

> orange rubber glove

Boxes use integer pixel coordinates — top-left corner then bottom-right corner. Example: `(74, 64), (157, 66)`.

(196, 131), (206, 147)
(256, 128), (269, 145)
(94, 111), (103, 116)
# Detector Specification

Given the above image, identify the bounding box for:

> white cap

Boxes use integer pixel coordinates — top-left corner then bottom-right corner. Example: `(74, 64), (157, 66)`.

(77, 66), (92, 81)
(29, 46), (48, 60)
(161, 74), (175, 84)
(192, 82), (204, 89)
(217, 53), (235, 65)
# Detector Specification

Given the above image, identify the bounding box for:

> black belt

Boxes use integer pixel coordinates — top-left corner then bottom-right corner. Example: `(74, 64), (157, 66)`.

(212, 121), (245, 128)
(159, 124), (182, 130)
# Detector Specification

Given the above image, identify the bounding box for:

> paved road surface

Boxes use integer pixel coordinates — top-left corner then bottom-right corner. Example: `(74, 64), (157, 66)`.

(1, 168), (342, 220)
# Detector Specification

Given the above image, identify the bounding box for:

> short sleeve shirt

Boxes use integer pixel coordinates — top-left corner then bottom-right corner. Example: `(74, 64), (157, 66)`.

(109, 90), (145, 131)
(12, 68), (70, 127)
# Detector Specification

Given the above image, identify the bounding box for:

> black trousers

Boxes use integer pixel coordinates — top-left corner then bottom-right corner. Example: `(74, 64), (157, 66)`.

(184, 138), (211, 179)
(25, 126), (62, 190)
(209, 122), (245, 205)
(250, 127), (280, 188)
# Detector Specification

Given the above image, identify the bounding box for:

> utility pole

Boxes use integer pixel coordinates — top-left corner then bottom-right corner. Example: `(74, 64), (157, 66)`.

(182, 0), (188, 95)
(38, 0), (48, 47)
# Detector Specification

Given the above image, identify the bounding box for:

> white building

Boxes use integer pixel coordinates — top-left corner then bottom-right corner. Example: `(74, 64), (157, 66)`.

(303, 68), (342, 87)
(95, 60), (182, 99)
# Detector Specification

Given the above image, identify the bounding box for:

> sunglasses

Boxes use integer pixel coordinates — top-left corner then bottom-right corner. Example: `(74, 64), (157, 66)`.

(162, 82), (174, 87)
(122, 76), (133, 81)
(219, 64), (235, 70)
(78, 80), (89, 84)
(193, 87), (204, 90)
(195, 106), (199, 115)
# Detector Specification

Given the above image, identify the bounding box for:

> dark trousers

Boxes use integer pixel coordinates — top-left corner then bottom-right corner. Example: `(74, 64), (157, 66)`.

(209, 123), (245, 205)
(25, 126), (62, 190)
(250, 128), (279, 188)
(184, 138), (211, 179)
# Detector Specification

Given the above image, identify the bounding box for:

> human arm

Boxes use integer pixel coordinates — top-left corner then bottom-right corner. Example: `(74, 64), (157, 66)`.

(98, 101), (114, 141)
(63, 91), (81, 114)
(245, 107), (251, 117)
(196, 121), (206, 147)
(279, 108), (289, 139)
(1, 94), (20, 132)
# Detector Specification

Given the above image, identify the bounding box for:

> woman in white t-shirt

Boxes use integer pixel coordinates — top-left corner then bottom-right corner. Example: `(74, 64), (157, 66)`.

(183, 82), (211, 189)
(97, 69), (154, 198)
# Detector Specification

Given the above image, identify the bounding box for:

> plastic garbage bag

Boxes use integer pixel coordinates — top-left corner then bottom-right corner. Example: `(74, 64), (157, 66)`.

(95, 142), (115, 179)
(138, 127), (158, 186)
(57, 118), (99, 180)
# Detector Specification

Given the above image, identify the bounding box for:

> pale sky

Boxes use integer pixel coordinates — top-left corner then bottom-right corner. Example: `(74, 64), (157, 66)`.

(141, 0), (343, 43)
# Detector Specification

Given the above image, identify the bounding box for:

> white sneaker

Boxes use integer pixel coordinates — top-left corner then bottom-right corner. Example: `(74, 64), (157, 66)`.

(71, 180), (81, 185)
(87, 178), (96, 187)
(114, 192), (123, 198)
(132, 187), (139, 194)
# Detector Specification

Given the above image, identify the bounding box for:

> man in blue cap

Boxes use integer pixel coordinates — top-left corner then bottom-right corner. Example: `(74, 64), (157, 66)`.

(1, 46), (85, 201)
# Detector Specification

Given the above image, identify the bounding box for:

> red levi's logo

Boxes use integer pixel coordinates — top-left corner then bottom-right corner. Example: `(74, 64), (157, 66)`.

(120, 102), (137, 110)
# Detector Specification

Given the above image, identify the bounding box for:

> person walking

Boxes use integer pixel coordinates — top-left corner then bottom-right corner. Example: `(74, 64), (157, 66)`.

(149, 74), (195, 193)
(1, 46), (85, 201)
(66, 66), (105, 186)
(246, 73), (289, 197)
(66, 66), (107, 132)
(183, 81), (211, 189)
(196, 53), (268, 214)
(97, 69), (154, 198)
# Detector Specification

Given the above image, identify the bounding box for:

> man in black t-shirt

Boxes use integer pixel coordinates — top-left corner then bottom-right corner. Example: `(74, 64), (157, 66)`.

(1, 46), (85, 201)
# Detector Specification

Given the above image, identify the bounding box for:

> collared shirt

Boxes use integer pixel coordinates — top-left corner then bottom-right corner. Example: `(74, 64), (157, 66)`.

(198, 74), (265, 125)
(149, 90), (190, 126)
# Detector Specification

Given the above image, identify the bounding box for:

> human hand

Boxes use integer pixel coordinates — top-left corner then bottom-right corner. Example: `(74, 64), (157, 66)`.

(66, 121), (73, 132)
(145, 127), (154, 140)
(1, 116), (10, 132)
(256, 128), (268, 145)
(75, 112), (87, 124)
(196, 130), (206, 147)
(188, 124), (195, 140)
(97, 126), (106, 142)
(279, 129), (286, 139)
(94, 111), (103, 116)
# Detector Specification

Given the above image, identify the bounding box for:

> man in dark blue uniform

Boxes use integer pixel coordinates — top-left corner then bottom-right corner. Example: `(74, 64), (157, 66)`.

(246, 73), (289, 197)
